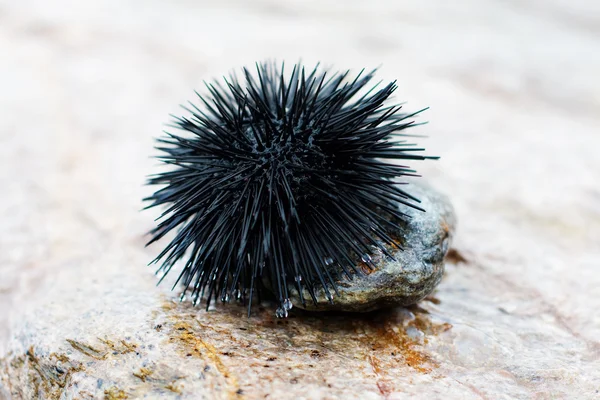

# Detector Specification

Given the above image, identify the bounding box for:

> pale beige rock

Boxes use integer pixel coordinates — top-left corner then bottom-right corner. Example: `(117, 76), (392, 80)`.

(1, 0), (599, 399)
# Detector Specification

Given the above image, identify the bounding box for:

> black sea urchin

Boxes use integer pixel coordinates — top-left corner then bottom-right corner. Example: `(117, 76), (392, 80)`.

(145, 62), (436, 317)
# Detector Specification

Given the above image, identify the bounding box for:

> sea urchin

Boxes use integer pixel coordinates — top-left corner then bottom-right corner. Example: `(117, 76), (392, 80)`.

(145, 61), (436, 317)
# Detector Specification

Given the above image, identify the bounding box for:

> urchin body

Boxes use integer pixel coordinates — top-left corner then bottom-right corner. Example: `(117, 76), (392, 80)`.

(145, 62), (435, 316)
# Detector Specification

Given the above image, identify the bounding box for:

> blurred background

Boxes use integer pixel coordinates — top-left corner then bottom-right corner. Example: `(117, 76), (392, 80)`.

(1, 0), (599, 397)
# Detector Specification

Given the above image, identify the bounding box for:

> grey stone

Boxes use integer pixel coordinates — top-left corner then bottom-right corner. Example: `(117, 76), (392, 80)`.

(290, 183), (455, 312)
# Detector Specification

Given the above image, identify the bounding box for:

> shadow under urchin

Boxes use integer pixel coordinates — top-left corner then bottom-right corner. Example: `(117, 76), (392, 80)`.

(144, 61), (436, 317)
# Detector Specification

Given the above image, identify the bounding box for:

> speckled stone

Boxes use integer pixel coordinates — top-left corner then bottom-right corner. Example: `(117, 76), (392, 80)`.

(290, 183), (455, 312)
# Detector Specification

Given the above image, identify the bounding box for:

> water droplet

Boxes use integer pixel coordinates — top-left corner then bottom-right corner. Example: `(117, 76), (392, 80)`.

(325, 292), (334, 302)
(294, 275), (302, 283)
(361, 254), (372, 263)
(406, 326), (425, 343)
(283, 298), (293, 310)
(275, 307), (288, 318)
(235, 289), (242, 300)
(324, 257), (334, 265)
(221, 293), (230, 303)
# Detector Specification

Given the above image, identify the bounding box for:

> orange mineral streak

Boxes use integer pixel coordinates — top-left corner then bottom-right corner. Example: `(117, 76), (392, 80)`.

(169, 318), (242, 399)
(159, 299), (452, 397)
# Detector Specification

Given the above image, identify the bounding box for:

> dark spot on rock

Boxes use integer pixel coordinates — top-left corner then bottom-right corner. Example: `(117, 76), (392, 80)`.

(446, 248), (467, 264)
(310, 350), (321, 359)
(407, 304), (430, 315)
(266, 357), (277, 361)
(424, 296), (441, 305)
(290, 378), (299, 384)
(236, 388), (244, 395)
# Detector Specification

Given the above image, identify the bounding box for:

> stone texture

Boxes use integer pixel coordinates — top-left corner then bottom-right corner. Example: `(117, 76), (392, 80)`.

(1, 0), (599, 399)
(291, 183), (455, 312)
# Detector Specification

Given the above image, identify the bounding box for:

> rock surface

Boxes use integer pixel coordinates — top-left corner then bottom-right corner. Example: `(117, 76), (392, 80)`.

(1, 0), (600, 399)
(291, 183), (455, 312)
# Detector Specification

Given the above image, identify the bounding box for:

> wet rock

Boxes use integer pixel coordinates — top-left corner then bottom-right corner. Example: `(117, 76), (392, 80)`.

(290, 183), (455, 312)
